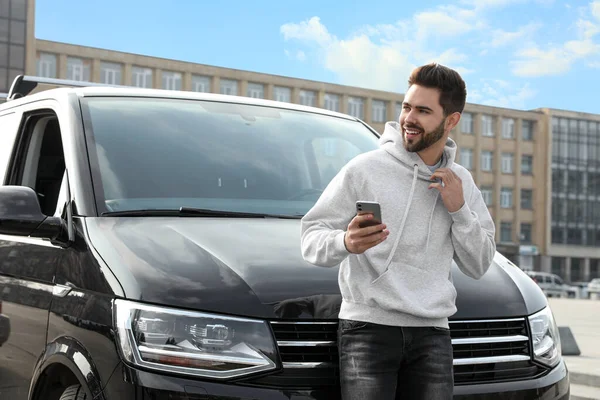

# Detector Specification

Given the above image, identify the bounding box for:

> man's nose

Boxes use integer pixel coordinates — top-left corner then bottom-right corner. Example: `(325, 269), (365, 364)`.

(405, 110), (418, 124)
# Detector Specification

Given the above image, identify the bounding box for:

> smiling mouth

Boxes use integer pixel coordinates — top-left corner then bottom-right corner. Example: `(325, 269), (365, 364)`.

(404, 127), (422, 137)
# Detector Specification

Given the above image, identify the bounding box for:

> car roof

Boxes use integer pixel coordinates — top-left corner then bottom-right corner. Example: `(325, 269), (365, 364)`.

(1, 85), (361, 122)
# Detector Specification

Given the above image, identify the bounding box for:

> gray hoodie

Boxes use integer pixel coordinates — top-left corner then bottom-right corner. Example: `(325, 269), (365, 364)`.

(300, 121), (496, 328)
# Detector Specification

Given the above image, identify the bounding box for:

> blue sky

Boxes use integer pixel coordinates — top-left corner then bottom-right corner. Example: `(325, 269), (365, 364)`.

(36, 0), (600, 114)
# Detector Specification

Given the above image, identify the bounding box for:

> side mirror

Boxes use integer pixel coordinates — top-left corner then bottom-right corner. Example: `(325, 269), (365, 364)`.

(0, 186), (63, 240)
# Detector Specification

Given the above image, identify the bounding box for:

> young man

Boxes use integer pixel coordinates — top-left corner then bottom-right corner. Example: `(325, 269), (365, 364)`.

(300, 63), (496, 399)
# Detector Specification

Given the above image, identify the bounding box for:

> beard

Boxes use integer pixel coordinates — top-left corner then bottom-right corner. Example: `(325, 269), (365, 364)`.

(403, 118), (446, 153)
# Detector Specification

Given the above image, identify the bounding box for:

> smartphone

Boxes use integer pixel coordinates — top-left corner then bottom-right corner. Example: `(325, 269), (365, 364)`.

(356, 201), (382, 228)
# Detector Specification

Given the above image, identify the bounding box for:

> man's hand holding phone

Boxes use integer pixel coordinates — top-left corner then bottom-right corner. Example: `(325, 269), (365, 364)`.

(344, 213), (389, 254)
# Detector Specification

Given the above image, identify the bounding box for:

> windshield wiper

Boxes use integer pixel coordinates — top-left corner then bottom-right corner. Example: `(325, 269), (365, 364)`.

(101, 207), (303, 219)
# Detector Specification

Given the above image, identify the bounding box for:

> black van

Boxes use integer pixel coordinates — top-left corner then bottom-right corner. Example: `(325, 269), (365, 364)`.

(0, 76), (569, 399)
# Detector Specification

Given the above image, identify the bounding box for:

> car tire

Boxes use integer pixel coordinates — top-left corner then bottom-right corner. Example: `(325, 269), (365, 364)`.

(58, 384), (87, 400)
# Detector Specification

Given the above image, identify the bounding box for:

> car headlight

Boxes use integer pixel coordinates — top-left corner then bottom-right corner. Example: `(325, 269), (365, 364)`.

(114, 299), (278, 379)
(528, 306), (561, 367)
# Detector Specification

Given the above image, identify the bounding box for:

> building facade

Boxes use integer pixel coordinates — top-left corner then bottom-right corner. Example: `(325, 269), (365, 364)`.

(10, 0), (600, 281)
(0, 0), (35, 94)
(539, 108), (600, 282)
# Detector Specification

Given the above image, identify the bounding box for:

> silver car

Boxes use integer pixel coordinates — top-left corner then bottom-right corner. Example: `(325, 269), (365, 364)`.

(525, 271), (578, 298)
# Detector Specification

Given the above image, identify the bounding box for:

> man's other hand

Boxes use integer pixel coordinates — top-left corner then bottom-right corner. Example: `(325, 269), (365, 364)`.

(344, 214), (389, 254)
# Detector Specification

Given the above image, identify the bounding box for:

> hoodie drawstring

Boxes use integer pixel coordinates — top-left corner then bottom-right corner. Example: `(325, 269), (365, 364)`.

(425, 192), (440, 253)
(382, 164), (419, 271)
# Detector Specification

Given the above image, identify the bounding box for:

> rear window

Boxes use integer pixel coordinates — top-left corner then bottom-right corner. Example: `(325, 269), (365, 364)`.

(81, 97), (379, 216)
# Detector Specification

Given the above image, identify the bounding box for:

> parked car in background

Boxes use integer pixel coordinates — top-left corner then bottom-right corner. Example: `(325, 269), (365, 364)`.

(0, 75), (570, 400)
(571, 282), (591, 299)
(588, 278), (600, 299)
(525, 271), (579, 298)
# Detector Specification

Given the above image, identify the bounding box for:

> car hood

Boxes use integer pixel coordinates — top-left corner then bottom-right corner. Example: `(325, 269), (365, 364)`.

(85, 217), (546, 320)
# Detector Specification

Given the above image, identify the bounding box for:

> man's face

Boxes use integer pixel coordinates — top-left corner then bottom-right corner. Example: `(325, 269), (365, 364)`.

(399, 84), (447, 153)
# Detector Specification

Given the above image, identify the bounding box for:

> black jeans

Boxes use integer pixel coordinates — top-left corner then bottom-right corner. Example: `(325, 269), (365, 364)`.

(338, 319), (454, 400)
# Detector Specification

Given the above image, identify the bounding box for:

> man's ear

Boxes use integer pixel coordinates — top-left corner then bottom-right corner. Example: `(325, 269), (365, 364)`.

(445, 112), (461, 133)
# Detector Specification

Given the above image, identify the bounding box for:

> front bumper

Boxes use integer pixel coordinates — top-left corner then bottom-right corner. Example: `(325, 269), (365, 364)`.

(103, 359), (570, 400)
(0, 313), (10, 346)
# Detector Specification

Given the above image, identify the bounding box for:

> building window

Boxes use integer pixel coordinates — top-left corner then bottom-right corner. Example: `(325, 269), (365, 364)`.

(132, 67), (153, 88)
(36, 52), (57, 78)
(502, 118), (515, 139)
(481, 150), (493, 172)
(521, 155), (533, 174)
(274, 86), (291, 102)
(521, 189), (533, 209)
(500, 222), (512, 243)
(482, 115), (494, 136)
(8, 0), (26, 20)
(9, 20), (25, 44)
(501, 187), (513, 208)
(247, 82), (264, 98)
(520, 223), (532, 243)
(461, 112), (473, 134)
(220, 79), (238, 95)
(192, 75), (211, 92)
(67, 57), (91, 82)
(371, 100), (387, 123)
(324, 93), (340, 112)
(522, 120), (534, 141)
(501, 152), (513, 174)
(481, 186), (493, 206)
(460, 148), (473, 170)
(299, 90), (316, 106)
(162, 71), (182, 91)
(100, 62), (122, 85)
(348, 97), (364, 119)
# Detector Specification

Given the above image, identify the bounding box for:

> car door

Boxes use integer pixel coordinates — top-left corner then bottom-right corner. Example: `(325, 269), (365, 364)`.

(0, 106), (69, 399)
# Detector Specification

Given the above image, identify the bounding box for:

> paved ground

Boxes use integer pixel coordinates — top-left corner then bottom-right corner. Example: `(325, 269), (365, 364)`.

(548, 298), (600, 374)
(547, 297), (600, 399)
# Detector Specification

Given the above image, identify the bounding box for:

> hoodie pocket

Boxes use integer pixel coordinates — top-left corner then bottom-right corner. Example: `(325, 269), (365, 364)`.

(364, 262), (457, 319)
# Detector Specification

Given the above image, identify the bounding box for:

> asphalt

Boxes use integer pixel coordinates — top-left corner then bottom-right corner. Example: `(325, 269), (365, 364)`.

(547, 298), (600, 400)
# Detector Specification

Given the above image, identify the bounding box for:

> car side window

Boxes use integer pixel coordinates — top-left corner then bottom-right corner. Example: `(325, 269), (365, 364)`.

(554, 276), (564, 285)
(7, 111), (66, 216)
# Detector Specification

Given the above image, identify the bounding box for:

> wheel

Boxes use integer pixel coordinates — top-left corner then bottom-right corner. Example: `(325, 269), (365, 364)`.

(59, 384), (87, 400)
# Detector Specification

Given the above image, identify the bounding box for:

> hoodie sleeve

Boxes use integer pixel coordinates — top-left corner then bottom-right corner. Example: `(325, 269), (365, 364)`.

(448, 174), (496, 279)
(300, 165), (357, 267)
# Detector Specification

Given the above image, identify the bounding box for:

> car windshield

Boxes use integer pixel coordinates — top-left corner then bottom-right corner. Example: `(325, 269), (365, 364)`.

(81, 97), (380, 216)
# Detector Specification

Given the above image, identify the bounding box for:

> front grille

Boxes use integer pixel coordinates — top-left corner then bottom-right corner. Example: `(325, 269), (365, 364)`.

(449, 318), (544, 384)
(251, 318), (546, 389)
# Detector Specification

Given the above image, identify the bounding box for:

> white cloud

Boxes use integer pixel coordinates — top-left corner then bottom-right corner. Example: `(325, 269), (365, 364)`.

(592, 0), (600, 19)
(510, 1), (600, 77)
(280, 17), (333, 47)
(279, 5), (483, 93)
(511, 47), (573, 76)
(490, 22), (542, 47)
(279, 0), (596, 108)
(469, 81), (537, 109)
(284, 49), (308, 62)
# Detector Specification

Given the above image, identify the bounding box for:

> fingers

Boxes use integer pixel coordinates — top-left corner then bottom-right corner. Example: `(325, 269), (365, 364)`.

(428, 182), (442, 191)
(345, 229), (389, 254)
(431, 168), (460, 182)
(351, 213), (383, 231)
(345, 214), (389, 253)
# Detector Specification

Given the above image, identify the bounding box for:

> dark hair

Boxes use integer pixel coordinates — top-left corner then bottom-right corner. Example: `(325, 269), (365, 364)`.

(408, 63), (467, 116)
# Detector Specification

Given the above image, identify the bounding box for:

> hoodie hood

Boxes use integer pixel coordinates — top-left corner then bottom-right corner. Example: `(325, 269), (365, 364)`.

(379, 121), (457, 179)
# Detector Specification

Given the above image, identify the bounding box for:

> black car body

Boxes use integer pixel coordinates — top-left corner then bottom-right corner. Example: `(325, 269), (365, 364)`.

(0, 76), (569, 399)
